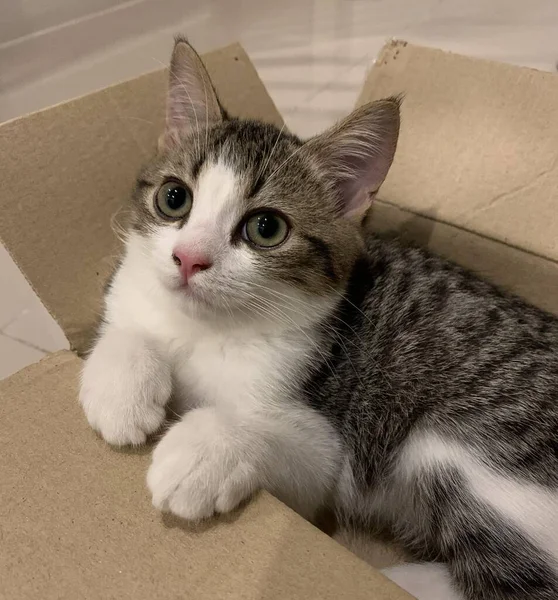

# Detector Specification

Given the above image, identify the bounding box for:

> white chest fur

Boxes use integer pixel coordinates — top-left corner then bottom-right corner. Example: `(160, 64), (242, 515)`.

(105, 250), (313, 415)
(170, 325), (306, 413)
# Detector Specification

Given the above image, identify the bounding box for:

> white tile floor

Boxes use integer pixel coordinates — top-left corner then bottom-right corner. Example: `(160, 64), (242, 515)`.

(1, 0), (557, 379)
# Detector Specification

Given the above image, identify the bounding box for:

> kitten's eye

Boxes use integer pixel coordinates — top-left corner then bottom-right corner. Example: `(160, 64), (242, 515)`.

(155, 181), (192, 220)
(242, 211), (290, 248)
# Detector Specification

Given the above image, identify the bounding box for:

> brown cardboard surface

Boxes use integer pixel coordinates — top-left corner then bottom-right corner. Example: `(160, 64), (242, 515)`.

(0, 351), (410, 600)
(0, 44), (282, 355)
(359, 41), (558, 264)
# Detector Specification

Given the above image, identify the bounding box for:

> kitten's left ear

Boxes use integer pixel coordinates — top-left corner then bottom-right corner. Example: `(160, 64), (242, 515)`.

(305, 97), (401, 219)
(160, 36), (224, 151)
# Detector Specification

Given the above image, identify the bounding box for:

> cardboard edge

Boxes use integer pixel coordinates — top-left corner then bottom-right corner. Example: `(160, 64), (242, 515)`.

(0, 349), (80, 394)
(222, 43), (283, 126)
(355, 39), (408, 108)
(375, 38), (409, 65)
(373, 38), (556, 74)
(0, 43), (271, 129)
(0, 64), (162, 129)
(359, 39), (554, 110)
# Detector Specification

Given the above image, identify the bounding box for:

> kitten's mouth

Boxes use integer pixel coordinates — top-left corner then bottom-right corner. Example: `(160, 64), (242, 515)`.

(175, 280), (198, 297)
(166, 273), (244, 314)
(173, 279), (214, 308)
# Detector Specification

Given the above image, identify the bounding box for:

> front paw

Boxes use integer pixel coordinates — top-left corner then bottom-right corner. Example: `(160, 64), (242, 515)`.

(79, 329), (172, 446)
(147, 408), (258, 520)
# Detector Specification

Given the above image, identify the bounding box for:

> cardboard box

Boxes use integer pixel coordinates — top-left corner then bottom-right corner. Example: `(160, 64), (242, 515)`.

(1, 39), (557, 599)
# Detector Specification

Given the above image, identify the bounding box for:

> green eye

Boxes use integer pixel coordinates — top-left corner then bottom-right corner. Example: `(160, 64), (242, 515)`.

(155, 181), (192, 220)
(242, 211), (290, 248)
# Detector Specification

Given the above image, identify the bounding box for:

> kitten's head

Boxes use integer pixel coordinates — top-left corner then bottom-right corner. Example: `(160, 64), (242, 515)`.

(128, 37), (399, 323)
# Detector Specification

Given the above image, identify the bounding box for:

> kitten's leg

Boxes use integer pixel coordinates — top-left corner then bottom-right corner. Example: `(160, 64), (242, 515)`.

(382, 563), (462, 600)
(393, 432), (558, 599)
(80, 326), (171, 445)
(147, 405), (341, 521)
(147, 407), (257, 520)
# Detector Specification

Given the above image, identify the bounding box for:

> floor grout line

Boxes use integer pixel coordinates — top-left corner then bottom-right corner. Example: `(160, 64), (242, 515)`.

(0, 309), (29, 334)
(0, 0), (149, 50)
(0, 332), (49, 354)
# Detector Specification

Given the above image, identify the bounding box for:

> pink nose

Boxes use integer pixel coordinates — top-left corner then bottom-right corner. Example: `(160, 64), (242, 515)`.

(172, 249), (212, 283)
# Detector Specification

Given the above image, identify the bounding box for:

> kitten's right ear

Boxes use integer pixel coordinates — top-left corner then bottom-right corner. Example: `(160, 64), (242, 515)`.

(159, 36), (224, 151)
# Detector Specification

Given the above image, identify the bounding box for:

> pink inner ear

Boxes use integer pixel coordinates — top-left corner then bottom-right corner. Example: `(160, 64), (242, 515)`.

(341, 187), (371, 219)
(158, 129), (180, 153)
(164, 40), (223, 144)
(309, 98), (400, 219)
(337, 149), (394, 218)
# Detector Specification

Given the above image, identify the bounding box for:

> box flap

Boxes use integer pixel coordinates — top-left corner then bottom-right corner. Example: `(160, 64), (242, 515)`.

(0, 353), (411, 600)
(0, 44), (283, 355)
(357, 41), (558, 316)
(359, 41), (558, 263)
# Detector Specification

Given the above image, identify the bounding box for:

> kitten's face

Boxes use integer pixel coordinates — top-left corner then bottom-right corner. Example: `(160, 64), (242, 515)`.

(130, 120), (362, 320)
(124, 38), (399, 323)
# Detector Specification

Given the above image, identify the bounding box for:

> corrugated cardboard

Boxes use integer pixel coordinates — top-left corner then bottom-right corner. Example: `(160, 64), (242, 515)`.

(0, 351), (406, 599)
(2, 39), (557, 599)
(0, 43), (411, 600)
(361, 41), (558, 315)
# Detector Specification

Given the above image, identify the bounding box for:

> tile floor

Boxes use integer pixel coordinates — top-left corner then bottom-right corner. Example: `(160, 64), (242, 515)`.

(1, 0), (558, 378)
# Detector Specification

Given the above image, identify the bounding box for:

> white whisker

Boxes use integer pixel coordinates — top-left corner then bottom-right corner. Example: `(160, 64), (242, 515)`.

(256, 121), (287, 184)
(243, 292), (341, 382)
(265, 143), (306, 186)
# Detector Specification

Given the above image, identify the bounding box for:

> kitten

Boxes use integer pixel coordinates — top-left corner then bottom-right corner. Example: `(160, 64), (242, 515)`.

(80, 37), (558, 600)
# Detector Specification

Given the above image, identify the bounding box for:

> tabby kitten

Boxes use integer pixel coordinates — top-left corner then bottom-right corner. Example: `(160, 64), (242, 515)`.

(80, 38), (558, 600)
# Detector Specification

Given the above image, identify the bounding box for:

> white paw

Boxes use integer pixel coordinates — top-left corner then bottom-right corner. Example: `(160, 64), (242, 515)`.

(79, 329), (172, 446)
(147, 408), (259, 520)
